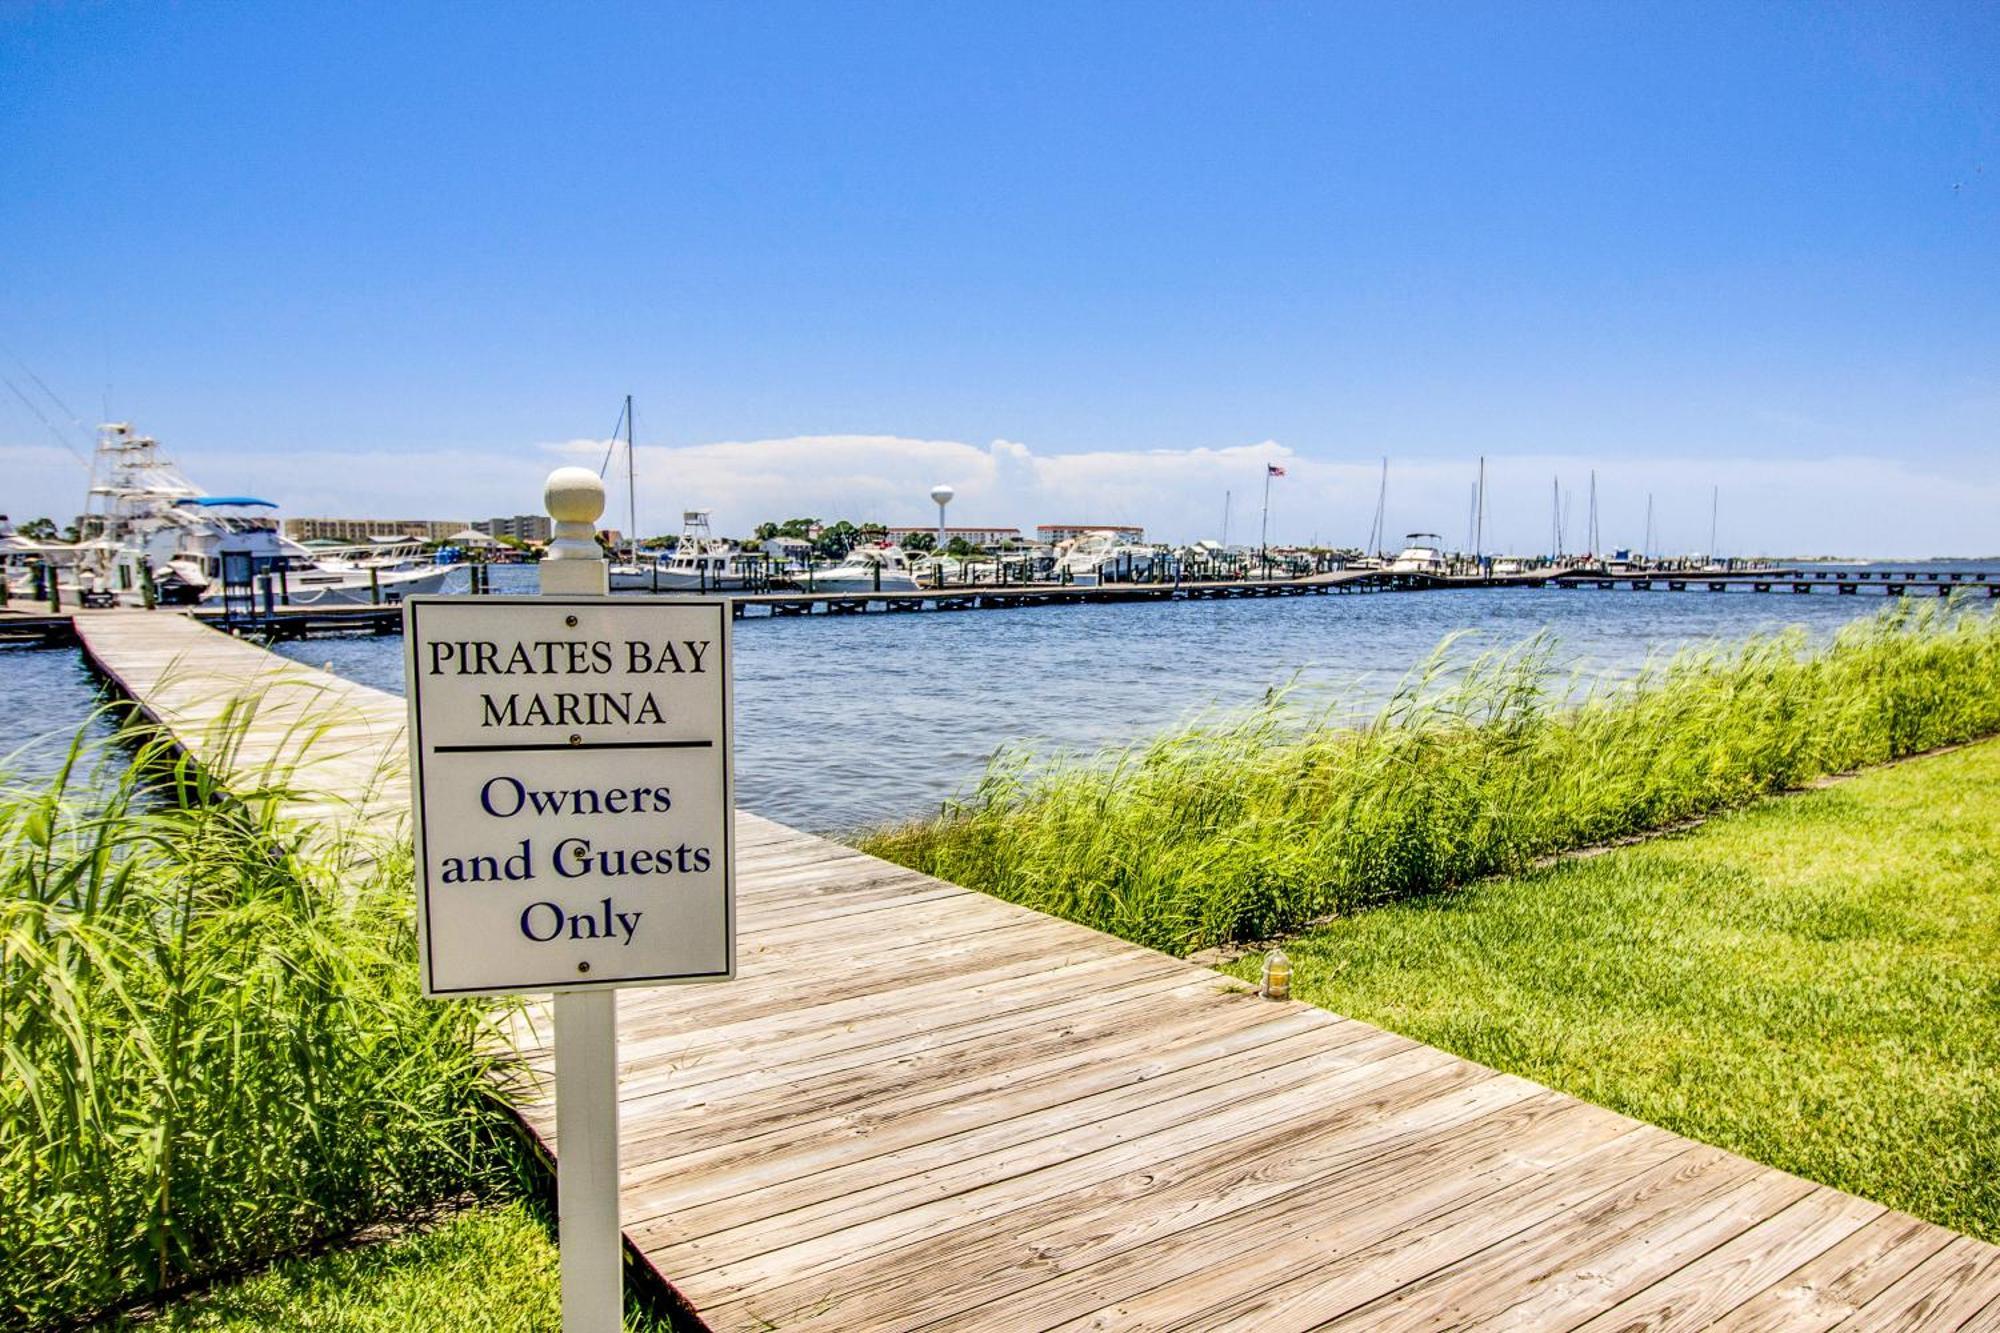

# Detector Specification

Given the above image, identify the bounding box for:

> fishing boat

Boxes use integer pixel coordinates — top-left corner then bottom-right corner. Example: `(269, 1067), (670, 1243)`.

(69, 423), (459, 605)
(610, 510), (744, 592)
(1388, 533), (1449, 576)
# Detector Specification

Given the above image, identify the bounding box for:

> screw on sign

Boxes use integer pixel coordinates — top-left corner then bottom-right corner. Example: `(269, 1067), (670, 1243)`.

(402, 466), (735, 1332)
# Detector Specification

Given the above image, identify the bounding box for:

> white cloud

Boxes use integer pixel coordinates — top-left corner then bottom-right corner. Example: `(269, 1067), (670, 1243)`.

(5, 434), (1995, 558)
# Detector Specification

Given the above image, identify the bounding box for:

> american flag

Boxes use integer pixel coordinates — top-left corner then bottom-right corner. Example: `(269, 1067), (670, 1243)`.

(1267, 463), (1286, 477)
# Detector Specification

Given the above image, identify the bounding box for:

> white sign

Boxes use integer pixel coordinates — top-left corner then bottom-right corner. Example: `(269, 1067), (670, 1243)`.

(403, 595), (734, 996)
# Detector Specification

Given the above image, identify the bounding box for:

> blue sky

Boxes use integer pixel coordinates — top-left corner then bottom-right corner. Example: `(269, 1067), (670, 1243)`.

(3, 2), (1995, 554)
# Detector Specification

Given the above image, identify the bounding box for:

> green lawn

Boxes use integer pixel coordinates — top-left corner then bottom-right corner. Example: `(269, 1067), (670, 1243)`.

(91, 1202), (674, 1332)
(1223, 738), (2000, 1243)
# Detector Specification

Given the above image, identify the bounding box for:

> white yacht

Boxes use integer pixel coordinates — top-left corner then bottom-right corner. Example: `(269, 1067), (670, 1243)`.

(68, 423), (459, 606)
(910, 553), (964, 586)
(277, 539), (458, 605)
(807, 545), (921, 593)
(610, 510), (743, 592)
(4, 533), (84, 600)
(1053, 530), (1157, 586)
(1388, 533), (1450, 576)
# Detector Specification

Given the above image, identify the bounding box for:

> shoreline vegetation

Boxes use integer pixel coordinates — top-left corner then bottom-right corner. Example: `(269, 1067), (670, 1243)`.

(861, 599), (2000, 956)
(0, 732), (520, 1328)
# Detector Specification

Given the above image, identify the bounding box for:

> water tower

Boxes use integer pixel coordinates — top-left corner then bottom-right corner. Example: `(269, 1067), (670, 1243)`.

(929, 483), (955, 548)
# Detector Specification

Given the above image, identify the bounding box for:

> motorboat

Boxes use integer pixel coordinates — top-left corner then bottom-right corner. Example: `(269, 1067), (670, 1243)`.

(910, 553), (964, 586)
(1388, 533), (1450, 576)
(1053, 530), (1157, 586)
(806, 544), (921, 593)
(610, 510), (743, 592)
(3, 533), (85, 601)
(275, 539), (460, 605)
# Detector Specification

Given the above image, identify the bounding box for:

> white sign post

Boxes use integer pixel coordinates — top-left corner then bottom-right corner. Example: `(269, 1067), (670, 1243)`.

(403, 467), (734, 1333)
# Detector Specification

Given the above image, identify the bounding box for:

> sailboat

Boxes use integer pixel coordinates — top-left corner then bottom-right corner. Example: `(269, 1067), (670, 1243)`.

(604, 396), (648, 586)
(599, 400), (750, 593)
(1347, 457), (1391, 570)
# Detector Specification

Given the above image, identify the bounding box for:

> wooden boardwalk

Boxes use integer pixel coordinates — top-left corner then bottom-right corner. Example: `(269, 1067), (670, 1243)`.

(71, 610), (2000, 1330)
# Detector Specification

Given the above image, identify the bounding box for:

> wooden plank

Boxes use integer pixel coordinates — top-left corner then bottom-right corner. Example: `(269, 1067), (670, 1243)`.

(746, 1078), (1574, 1333)
(1708, 1212), (1958, 1332)
(1832, 1237), (2000, 1330)
(1040, 1127), (1695, 1332)
(693, 1050), (1504, 1328)
(972, 1098), (1642, 1333)
(1313, 1151), (1802, 1330)
(1564, 1187), (1884, 1331)
(636, 1025), (1425, 1277)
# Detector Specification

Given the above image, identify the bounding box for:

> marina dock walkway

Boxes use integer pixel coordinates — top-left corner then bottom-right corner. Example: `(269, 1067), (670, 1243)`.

(70, 610), (2000, 1329)
(13, 563), (1994, 644)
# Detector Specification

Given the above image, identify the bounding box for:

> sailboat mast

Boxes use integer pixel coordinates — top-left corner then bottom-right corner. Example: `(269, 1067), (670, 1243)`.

(1370, 456), (1388, 556)
(1588, 470), (1600, 557)
(624, 394), (637, 563)
(1709, 485), (1719, 562)
(1644, 492), (1654, 562)
(1474, 456), (1485, 564)
(1222, 490), (1230, 547)
(1552, 476), (1561, 558)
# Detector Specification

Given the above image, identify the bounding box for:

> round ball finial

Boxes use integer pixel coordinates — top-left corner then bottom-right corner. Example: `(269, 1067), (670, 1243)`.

(545, 467), (606, 524)
(930, 483), (956, 507)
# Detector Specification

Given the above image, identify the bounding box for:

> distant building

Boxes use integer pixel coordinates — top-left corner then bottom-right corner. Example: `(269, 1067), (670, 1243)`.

(1036, 523), (1145, 545)
(884, 524), (1024, 546)
(284, 517), (468, 544)
(474, 514), (555, 544)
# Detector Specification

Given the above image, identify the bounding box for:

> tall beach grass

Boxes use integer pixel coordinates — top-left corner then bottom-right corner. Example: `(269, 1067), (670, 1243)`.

(861, 599), (2000, 954)
(0, 723), (515, 1328)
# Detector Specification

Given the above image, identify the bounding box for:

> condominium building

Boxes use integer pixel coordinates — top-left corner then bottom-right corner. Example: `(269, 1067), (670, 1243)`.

(473, 514), (555, 543)
(284, 517), (469, 544)
(1036, 523), (1146, 544)
(884, 524), (1025, 546)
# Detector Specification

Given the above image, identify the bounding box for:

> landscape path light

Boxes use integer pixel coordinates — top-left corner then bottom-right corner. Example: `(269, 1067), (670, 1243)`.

(1260, 948), (1291, 1001)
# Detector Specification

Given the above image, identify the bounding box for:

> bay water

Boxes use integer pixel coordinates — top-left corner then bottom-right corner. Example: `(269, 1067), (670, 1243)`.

(4, 566), (1990, 832)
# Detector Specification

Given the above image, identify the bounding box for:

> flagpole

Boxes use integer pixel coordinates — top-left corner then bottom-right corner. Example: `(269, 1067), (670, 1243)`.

(1260, 468), (1271, 556)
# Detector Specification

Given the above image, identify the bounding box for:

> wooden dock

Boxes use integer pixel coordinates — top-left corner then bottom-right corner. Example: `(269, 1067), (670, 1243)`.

(10, 564), (1997, 645)
(68, 610), (2000, 1330)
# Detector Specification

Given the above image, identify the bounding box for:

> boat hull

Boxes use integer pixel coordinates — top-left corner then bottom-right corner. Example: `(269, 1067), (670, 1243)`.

(609, 567), (742, 592)
(803, 572), (922, 594)
(237, 564), (462, 607)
